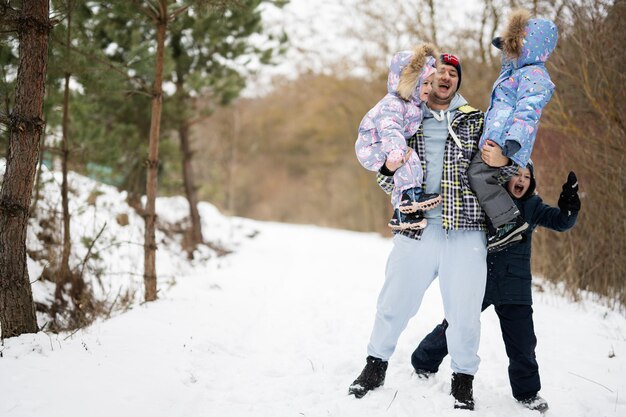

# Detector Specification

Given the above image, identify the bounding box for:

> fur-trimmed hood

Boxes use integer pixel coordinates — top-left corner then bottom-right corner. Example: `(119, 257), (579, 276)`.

(387, 43), (438, 102)
(500, 9), (558, 68)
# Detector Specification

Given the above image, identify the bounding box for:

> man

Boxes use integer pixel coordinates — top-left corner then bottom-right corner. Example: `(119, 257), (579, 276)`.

(348, 54), (518, 410)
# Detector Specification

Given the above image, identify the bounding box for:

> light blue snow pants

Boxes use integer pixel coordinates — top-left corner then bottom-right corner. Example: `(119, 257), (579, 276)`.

(367, 226), (487, 375)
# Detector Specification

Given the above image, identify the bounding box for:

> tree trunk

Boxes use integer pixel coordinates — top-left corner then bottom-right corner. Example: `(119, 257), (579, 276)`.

(426, 0), (437, 44)
(227, 107), (239, 214)
(58, 2), (72, 296)
(143, 7), (167, 302)
(178, 120), (204, 254)
(0, 0), (49, 338)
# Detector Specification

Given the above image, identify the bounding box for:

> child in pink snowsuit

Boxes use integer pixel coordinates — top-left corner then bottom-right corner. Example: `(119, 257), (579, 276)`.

(355, 43), (441, 230)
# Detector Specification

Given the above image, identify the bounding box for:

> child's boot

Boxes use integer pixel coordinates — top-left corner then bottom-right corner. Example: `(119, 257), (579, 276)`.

(388, 209), (427, 230)
(518, 394), (549, 414)
(399, 188), (442, 213)
(416, 193), (442, 211)
(487, 215), (528, 252)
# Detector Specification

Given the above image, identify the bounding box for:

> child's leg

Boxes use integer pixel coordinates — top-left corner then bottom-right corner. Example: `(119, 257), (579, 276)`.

(355, 131), (387, 172)
(390, 153), (423, 208)
(467, 152), (519, 228)
(494, 304), (541, 400)
(411, 319), (449, 373)
(411, 302), (491, 374)
(392, 153), (440, 212)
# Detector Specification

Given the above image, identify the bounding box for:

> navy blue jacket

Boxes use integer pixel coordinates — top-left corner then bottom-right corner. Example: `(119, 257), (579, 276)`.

(483, 185), (578, 306)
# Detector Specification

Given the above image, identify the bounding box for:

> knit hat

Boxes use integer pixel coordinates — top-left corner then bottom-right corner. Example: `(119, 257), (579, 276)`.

(440, 53), (462, 91)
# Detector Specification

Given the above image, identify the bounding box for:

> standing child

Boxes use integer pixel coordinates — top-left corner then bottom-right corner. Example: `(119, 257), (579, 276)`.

(468, 9), (559, 251)
(411, 162), (580, 412)
(356, 43), (442, 230)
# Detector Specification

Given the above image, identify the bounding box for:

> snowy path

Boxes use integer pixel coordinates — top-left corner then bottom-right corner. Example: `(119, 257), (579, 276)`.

(1, 220), (625, 417)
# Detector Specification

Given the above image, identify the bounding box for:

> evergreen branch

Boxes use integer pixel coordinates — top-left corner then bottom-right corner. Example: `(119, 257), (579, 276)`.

(169, 5), (190, 21)
(49, 34), (151, 95)
(143, 3), (160, 22)
(126, 0), (159, 22)
(157, 0), (168, 19)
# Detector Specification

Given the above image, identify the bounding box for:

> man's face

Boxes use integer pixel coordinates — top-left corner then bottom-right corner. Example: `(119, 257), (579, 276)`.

(507, 167), (531, 199)
(431, 63), (459, 103)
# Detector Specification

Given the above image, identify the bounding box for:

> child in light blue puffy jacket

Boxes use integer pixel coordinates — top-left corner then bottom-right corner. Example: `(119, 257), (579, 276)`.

(468, 9), (558, 252)
(355, 43), (442, 231)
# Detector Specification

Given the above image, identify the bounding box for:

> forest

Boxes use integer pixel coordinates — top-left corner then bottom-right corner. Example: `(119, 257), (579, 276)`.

(0, 0), (624, 340)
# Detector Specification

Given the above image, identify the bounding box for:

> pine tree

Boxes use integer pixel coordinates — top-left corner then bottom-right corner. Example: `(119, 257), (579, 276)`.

(0, 0), (50, 338)
(167, 0), (287, 256)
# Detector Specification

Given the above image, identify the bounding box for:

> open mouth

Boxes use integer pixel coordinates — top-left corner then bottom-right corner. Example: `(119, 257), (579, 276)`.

(438, 84), (450, 92)
(514, 184), (525, 194)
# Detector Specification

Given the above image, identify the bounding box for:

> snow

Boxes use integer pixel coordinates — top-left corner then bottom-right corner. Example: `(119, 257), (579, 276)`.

(0, 163), (625, 416)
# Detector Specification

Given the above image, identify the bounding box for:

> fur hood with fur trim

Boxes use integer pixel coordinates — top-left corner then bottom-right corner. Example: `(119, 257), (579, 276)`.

(355, 44), (438, 174)
(500, 9), (558, 68)
(479, 10), (558, 168)
(387, 43), (438, 101)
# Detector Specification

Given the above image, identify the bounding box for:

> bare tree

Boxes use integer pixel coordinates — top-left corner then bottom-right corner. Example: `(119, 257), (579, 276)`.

(344, 0), (439, 79)
(532, 0), (626, 307)
(426, 0), (438, 45)
(0, 0), (50, 338)
(57, 0), (73, 300)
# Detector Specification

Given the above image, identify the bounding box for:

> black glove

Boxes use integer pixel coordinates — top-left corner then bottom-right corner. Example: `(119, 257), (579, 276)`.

(558, 171), (581, 215)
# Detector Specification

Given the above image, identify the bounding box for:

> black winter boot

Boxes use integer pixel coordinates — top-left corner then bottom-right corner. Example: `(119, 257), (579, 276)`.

(414, 368), (434, 380)
(388, 209), (427, 230)
(487, 215), (528, 252)
(518, 394), (549, 413)
(398, 189), (442, 213)
(348, 356), (388, 398)
(451, 372), (475, 410)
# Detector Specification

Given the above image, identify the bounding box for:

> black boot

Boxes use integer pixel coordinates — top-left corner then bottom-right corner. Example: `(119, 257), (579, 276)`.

(348, 356), (388, 398)
(388, 209), (427, 230)
(487, 215), (528, 252)
(414, 368), (434, 380)
(451, 372), (475, 410)
(518, 394), (549, 413)
(398, 189), (441, 213)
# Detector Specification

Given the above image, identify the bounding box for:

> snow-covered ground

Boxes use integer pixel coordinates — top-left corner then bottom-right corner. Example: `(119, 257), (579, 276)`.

(0, 158), (254, 323)
(0, 167), (624, 416)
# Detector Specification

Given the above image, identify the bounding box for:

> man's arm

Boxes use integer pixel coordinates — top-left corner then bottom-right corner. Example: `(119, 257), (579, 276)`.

(480, 139), (520, 182)
(376, 171), (395, 195)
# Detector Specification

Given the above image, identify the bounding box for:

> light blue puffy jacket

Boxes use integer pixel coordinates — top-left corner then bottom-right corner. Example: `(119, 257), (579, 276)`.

(480, 14), (558, 168)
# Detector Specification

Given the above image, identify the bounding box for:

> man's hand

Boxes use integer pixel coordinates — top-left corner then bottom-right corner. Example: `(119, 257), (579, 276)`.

(481, 140), (510, 167)
(558, 171), (581, 215)
(384, 147), (413, 172)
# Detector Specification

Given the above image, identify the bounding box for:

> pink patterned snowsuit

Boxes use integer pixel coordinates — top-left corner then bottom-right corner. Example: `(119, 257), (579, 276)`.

(355, 51), (436, 208)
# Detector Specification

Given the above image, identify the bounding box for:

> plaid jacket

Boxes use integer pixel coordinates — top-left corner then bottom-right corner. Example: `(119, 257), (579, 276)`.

(377, 104), (518, 240)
